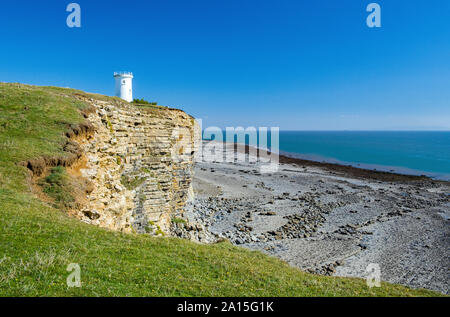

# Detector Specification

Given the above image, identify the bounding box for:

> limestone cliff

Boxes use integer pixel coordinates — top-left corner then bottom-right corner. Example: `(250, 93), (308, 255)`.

(69, 96), (200, 235)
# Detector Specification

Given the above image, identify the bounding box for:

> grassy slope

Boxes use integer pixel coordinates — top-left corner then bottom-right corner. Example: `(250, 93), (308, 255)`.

(0, 83), (441, 297)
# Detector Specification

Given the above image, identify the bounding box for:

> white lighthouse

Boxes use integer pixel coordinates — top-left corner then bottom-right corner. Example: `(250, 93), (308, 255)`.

(114, 72), (133, 102)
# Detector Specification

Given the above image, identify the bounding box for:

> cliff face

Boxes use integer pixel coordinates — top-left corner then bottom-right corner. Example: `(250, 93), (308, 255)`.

(72, 96), (200, 235)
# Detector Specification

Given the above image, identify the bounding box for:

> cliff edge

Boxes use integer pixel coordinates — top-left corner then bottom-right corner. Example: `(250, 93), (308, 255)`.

(14, 84), (200, 235)
(74, 96), (200, 235)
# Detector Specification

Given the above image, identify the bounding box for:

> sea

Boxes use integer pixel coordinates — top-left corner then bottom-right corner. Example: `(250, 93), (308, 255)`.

(203, 131), (450, 181)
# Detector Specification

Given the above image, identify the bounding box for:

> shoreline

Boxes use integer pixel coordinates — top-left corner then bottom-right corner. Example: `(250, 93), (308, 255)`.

(279, 150), (450, 182)
(223, 141), (449, 183)
(174, 141), (450, 294)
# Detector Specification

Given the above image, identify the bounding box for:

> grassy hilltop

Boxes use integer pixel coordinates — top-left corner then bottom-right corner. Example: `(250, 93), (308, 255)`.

(0, 83), (441, 296)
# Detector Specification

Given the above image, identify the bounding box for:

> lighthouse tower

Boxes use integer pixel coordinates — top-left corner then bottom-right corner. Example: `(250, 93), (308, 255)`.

(114, 72), (133, 102)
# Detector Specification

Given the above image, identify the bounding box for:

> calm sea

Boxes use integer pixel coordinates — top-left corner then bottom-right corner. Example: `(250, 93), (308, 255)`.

(205, 131), (450, 180)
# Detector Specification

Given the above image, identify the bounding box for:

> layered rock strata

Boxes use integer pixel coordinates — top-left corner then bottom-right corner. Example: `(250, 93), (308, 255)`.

(72, 97), (200, 235)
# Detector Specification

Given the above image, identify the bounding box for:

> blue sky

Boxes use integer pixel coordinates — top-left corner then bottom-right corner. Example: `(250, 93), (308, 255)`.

(0, 0), (449, 130)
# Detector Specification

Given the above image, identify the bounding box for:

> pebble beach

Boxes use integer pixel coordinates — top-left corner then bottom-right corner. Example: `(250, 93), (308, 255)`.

(173, 142), (450, 294)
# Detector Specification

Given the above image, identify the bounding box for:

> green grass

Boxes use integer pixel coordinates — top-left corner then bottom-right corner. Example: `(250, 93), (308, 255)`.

(132, 98), (157, 106)
(38, 166), (75, 209)
(0, 83), (442, 297)
(120, 175), (147, 190)
(172, 217), (187, 225)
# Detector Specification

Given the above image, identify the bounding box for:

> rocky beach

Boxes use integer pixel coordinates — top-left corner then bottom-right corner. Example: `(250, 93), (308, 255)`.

(172, 142), (450, 294)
